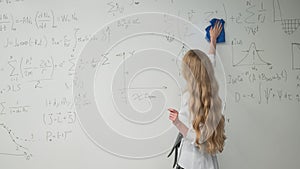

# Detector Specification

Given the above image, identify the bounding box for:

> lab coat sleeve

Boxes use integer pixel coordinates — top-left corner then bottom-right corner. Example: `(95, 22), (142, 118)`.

(207, 53), (216, 67)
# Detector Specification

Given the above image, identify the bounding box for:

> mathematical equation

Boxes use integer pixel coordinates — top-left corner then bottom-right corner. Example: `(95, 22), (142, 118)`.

(0, 0), (299, 164)
(46, 130), (72, 142)
(43, 111), (76, 126)
(0, 101), (30, 116)
(228, 68), (300, 104)
(227, 69), (288, 85)
(228, 0), (266, 35)
(2, 28), (99, 49)
(0, 0), (25, 5)
(234, 82), (300, 104)
(107, 0), (141, 16)
(0, 10), (78, 32)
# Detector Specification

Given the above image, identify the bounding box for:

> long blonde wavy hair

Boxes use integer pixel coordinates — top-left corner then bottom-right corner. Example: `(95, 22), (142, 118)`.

(182, 49), (226, 154)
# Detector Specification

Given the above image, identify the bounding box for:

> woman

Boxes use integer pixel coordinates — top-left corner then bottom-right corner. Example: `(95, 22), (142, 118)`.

(168, 21), (226, 169)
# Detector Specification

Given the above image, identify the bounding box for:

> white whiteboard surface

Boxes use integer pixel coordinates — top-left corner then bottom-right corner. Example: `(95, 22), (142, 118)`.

(0, 0), (299, 169)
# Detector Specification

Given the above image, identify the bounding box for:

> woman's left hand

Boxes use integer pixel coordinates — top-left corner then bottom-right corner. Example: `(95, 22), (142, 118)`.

(168, 108), (180, 125)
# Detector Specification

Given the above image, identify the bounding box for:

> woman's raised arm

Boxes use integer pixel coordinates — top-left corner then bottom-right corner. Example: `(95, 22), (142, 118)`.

(208, 20), (223, 56)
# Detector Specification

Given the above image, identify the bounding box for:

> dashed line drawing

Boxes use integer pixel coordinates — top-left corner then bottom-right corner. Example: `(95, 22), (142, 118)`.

(72, 28), (79, 52)
(273, 0), (300, 35)
(0, 102), (5, 115)
(174, 43), (188, 76)
(68, 55), (76, 72)
(232, 42), (271, 67)
(114, 51), (129, 104)
(0, 123), (33, 160)
(292, 43), (300, 70)
(163, 13), (177, 42)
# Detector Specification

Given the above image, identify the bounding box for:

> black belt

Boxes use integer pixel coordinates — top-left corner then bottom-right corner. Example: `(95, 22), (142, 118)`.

(167, 132), (183, 168)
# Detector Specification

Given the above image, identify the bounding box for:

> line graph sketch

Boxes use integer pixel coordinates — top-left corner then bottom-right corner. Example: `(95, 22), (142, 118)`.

(0, 123), (33, 160)
(273, 0), (300, 35)
(292, 43), (300, 70)
(232, 42), (271, 67)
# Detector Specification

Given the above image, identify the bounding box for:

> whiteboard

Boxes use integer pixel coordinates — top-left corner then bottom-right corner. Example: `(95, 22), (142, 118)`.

(0, 0), (299, 169)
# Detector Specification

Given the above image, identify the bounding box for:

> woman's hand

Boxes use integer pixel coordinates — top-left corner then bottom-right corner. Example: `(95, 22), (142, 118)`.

(168, 108), (180, 125)
(168, 108), (189, 137)
(209, 20), (223, 42)
(208, 20), (223, 55)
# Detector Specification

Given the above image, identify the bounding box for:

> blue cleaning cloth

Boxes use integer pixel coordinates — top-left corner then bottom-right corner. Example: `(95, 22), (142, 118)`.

(205, 18), (225, 43)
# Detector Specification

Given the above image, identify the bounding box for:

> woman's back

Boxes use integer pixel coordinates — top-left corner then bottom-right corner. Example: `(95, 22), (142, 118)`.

(167, 20), (226, 169)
